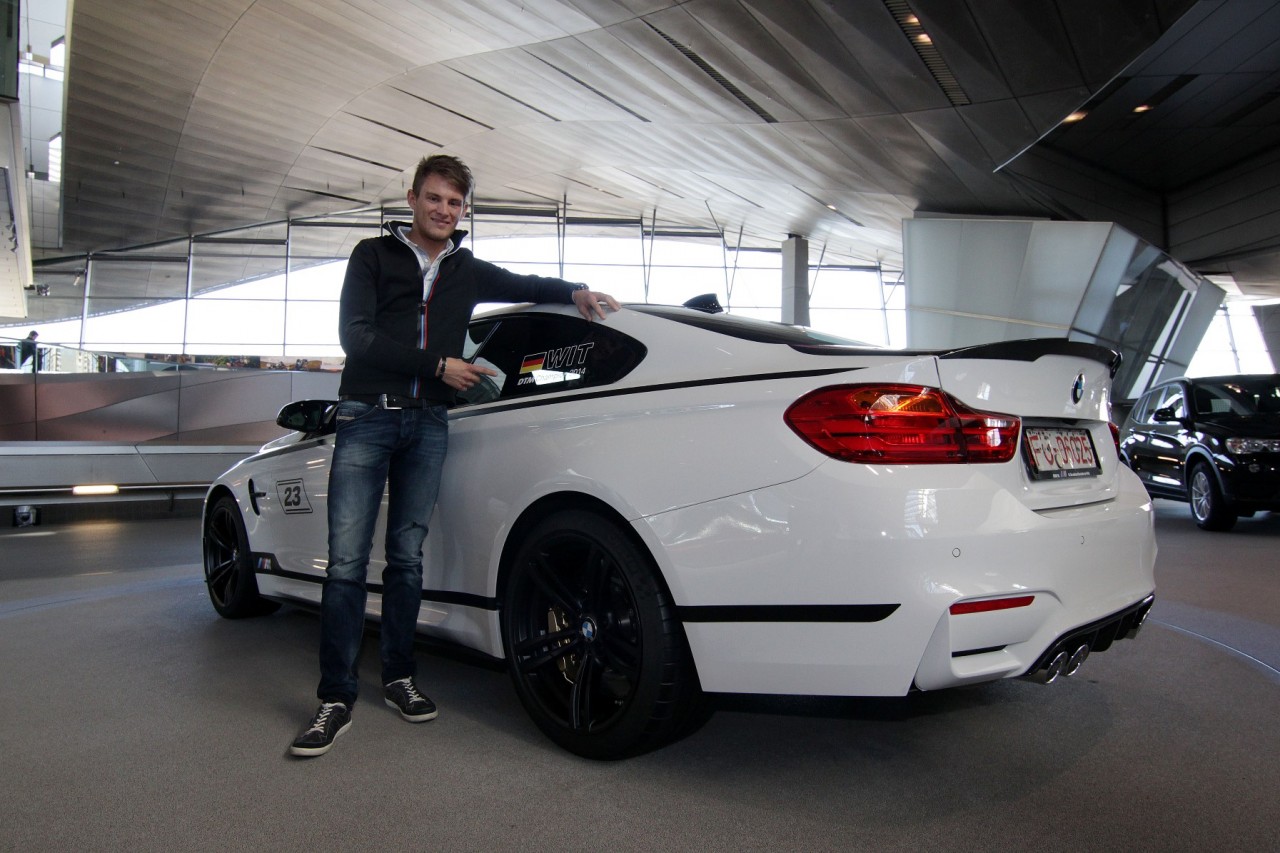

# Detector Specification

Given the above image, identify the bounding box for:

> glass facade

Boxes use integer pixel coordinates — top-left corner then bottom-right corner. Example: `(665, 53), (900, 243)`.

(7, 205), (1268, 390)
(7, 206), (904, 364)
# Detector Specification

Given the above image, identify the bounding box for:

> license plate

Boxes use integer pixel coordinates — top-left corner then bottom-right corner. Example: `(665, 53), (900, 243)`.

(1023, 427), (1100, 480)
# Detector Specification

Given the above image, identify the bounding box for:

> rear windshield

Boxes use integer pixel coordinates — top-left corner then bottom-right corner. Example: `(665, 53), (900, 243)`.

(629, 304), (872, 347)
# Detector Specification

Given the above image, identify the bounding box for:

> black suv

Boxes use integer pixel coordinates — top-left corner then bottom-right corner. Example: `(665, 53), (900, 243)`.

(1119, 375), (1280, 530)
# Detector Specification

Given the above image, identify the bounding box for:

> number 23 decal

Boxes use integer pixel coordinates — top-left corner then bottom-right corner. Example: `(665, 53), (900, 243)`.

(276, 478), (313, 514)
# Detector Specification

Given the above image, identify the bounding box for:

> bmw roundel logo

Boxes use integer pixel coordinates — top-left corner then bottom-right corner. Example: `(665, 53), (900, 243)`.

(581, 618), (597, 642)
(1071, 373), (1086, 404)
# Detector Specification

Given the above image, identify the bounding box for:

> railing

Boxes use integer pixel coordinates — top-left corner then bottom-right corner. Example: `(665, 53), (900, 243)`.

(0, 338), (339, 518)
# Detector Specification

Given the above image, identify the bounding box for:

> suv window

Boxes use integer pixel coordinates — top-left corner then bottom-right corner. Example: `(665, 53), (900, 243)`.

(1146, 383), (1186, 423)
(455, 313), (646, 406)
(1128, 390), (1155, 425)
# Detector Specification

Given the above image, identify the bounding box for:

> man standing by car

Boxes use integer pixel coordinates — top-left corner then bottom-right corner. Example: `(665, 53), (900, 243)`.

(291, 154), (619, 757)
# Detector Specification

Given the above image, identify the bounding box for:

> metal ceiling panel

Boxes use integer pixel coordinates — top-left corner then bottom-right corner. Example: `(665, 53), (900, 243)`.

(19, 0), (1274, 308)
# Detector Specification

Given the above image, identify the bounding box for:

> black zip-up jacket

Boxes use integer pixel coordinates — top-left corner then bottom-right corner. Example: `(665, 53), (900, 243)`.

(337, 222), (581, 403)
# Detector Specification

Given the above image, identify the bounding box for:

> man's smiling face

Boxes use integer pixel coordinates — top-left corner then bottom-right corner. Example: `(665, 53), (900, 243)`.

(407, 172), (467, 250)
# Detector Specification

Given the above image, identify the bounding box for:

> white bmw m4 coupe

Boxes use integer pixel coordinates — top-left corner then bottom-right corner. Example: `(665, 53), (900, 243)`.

(203, 300), (1156, 759)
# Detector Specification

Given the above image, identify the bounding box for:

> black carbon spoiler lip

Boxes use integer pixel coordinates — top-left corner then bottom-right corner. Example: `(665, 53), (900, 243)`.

(936, 339), (1123, 378)
(790, 338), (1123, 378)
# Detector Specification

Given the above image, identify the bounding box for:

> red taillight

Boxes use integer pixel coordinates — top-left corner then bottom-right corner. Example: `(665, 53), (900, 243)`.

(784, 384), (1021, 464)
(1108, 421), (1121, 457)
(950, 595), (1035, 615)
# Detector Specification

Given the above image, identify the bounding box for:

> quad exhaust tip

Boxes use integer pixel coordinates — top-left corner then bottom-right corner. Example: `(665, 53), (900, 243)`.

(1065, 643), (1090, 676)
(1024, 644), (1090, 684)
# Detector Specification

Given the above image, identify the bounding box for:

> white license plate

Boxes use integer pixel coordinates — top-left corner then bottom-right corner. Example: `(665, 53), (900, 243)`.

(1023, 427), (1100, 480)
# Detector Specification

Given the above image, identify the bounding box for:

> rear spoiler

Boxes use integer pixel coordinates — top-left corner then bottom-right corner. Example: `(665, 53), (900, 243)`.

(938, 340), (1122, 378)
(791, 338), (1123, 378)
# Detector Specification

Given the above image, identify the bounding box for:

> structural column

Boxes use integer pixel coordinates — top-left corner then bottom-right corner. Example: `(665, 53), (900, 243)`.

(1256, 304), (1280, 367)
(781, 233), (809, 326)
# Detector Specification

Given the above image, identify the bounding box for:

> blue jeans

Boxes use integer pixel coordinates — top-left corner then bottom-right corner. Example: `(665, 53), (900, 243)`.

(318, 400), (448, 706)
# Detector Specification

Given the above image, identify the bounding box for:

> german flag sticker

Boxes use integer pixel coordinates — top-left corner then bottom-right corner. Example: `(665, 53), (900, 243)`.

(520, 352), (545, 374)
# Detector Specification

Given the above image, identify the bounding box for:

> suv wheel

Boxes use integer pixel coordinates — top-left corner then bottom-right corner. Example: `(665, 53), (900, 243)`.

(1188, 461), (1236, 531)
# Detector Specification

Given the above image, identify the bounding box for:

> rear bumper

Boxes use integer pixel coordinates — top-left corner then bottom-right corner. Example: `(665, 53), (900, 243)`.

(1023, 594), (1154, 679)
(645, 460), (1158, 697)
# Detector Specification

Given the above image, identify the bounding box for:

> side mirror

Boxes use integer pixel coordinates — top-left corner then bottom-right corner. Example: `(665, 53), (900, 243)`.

(276, 399), (336, 434)
(1152, 405), (1183, 424)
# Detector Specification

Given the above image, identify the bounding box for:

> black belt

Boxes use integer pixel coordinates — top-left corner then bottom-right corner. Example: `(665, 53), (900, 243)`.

(340, 394), (438, 409)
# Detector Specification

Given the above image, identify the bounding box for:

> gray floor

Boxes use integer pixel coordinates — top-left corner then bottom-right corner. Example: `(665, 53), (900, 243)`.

(1, 500), (1277, 852)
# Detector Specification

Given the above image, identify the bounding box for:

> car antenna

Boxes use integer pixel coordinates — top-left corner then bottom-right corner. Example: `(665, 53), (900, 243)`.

(682, 293), (724, 314)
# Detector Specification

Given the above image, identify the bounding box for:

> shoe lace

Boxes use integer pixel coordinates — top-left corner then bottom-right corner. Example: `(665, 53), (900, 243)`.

(306, 702), (342, 734)
(394, 678), (424, 703)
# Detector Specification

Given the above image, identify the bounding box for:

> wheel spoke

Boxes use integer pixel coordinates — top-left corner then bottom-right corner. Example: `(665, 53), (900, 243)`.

(513, 627), (577, 657)
(597, 629), (640, 674)
(569, 652), (596, 731)
(579, 544), (611, 611)
(207, 517), (235, 553)
(527, 552), (581, 614)
(517, 635), (583, 673)
(207, 557), (235, 594)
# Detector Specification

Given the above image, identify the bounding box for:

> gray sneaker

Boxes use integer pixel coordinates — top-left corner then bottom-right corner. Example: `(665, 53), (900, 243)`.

(384, 678), (438, 722)
(289, 702), (351, 757)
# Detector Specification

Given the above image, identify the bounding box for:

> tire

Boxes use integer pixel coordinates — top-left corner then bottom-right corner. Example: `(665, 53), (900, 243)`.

(202, 495), (280, 617)
(1188, 461), (1236, 531)
(502, 509), (706, 759)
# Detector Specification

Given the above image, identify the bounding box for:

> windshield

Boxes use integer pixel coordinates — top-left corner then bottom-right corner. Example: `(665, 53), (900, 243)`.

(1193, 376), (1280, 415)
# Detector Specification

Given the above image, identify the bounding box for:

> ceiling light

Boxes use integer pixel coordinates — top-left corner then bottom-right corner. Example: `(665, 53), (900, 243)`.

(73, 484), (119, 496)
(883, 0), (970, 106)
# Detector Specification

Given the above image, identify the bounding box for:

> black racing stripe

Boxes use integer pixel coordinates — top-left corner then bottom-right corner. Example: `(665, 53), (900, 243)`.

(424, 588), (498, 610)
(952, 645), (1006, 658)
(255, 554), (896, 621)
(678, 603), (899, 623)
(448, 366), (856, 421)
(253, 553), (497, 610)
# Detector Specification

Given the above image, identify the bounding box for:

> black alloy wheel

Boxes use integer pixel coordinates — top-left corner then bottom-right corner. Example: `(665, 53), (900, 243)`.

(1188, 461), (1236, 531)
(502, 509), (705, 759)
(202, 494), (279, 617)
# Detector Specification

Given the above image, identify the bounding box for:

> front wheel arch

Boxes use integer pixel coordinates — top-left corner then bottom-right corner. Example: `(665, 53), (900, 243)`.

(497, 494), (649, 602)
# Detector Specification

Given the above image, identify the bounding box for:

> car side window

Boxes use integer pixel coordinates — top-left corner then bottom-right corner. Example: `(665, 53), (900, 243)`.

(1146, 385), (1184, 422)
(454, 314), (646, 405)
(1137, 388), (1166, 424)
(1129, 391), (1154, 425)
